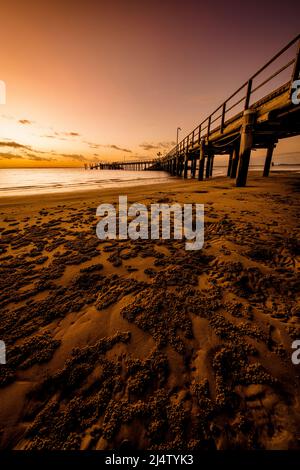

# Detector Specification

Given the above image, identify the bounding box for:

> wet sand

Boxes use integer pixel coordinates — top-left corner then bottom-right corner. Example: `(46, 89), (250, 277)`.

(0, 172), (299, 450)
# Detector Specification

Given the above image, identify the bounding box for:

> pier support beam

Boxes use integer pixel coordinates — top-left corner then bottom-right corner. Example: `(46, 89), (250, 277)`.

(263, 142), (275, 177)
(205, 150), (213, 179)
(178, 158), (183, 177)
(227, 149), (233, 176)
(236, 110), (256, 187)
(209, 153), (214, 177)
(230, 145), (239, 178)
(205, 156), (210, 179)
(176, 158), (180, 176)
(173, 158), (176, 175)
(183, 154), (188, 179)
(198, 140), (205, 181)
(191, 156), (196, 178)
(190, 157), (193, 178)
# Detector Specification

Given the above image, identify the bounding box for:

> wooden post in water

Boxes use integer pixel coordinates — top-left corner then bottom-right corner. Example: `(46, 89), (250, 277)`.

(205, 150), (213, 179)
(263, 142), (275, 177)
(183, 153), (188, 179)
(236, 110), (256, 187)
(209, 152), (214, 177)
(230, 144), (239, 178)
(176, 157), (180, 176)
(227, 148), (233, 176)
(177, 158), (181, 176)
(198, 140), (205, 181)
(191, 156), (196, 178)
(205, 155), (210, 179)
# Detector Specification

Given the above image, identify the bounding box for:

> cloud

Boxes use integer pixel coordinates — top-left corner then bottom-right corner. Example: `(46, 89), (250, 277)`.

(41, 131), (80, 140)
(139, 143), (160, 151)
(0, 140), (32, 151)
(19, 119), (34, 125)
(67, 132), (80, 137)
(0, 140), (54, 157)
(0, 152), (23, 159)
(60, 153), (89, 162)
(139, 141), (175, 152)
(1, 114), (14, 120)
(85, 141), (100, 149)
(109, 144), (131, 153)
(85, 141), (132, 153)
(25, 153), (55, 162)
(159, 141), (176, 149)
(0, 149), (56, 162)
(55, 131), (80, 137)
(0, 140), (60, 163)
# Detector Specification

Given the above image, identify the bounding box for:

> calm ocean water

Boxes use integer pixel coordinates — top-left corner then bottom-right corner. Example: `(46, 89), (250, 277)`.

(0, 165), (299, 197)
(0, 168), (174, 197)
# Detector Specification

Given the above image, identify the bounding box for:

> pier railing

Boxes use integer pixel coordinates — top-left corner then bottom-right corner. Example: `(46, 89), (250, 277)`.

(163, 34), (300, 161)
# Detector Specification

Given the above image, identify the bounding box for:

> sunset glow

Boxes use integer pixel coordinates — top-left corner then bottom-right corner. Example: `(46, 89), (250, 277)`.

(1, 0), (300, 167)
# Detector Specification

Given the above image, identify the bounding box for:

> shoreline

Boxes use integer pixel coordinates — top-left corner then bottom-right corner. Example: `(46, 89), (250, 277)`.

(0, 170), (296, 207)
(0, 168), (299, 203)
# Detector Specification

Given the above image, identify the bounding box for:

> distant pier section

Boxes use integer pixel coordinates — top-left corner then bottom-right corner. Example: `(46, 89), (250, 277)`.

(86, 159), (161, 171)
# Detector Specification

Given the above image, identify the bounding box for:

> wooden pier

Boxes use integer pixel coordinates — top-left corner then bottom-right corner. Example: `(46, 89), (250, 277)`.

(86, 159), (160, 171)
(88, 35), (300, 186)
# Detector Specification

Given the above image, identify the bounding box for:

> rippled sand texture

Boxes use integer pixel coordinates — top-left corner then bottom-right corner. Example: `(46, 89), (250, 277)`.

(0, 172), (299, 450)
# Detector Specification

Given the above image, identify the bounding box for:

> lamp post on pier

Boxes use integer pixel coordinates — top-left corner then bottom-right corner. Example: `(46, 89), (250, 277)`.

(176, 127), (181, 149)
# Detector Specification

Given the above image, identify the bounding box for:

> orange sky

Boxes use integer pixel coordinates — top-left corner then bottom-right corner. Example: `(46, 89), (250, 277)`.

(0, 0), (299, 168)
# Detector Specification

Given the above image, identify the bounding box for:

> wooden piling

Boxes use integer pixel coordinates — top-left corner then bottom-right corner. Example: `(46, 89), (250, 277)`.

(209, 153), (214, 177)
(176, 159), (179, 176)
(198, 140), (205, 181)
(191, 156), (196, 178)
(177, 158), (182, 176)
(205, 151), (213, 179)
(173, 158), (177, 176)
(183, 155), (188, 179)
(227, 149), (233, 176)
(170, 159), (173, 175)
(263, 142), (275, 177)
(236, 110), (256, 187)
(230, 145), (239, 178)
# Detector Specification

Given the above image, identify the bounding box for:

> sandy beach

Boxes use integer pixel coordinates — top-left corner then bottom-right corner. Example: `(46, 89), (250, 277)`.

(0, 172), (300, 450)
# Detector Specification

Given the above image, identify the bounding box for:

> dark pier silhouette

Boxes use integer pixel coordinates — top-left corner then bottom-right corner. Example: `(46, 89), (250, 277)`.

(88, 35), (300, 186)
(86, 159), (161, 171)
